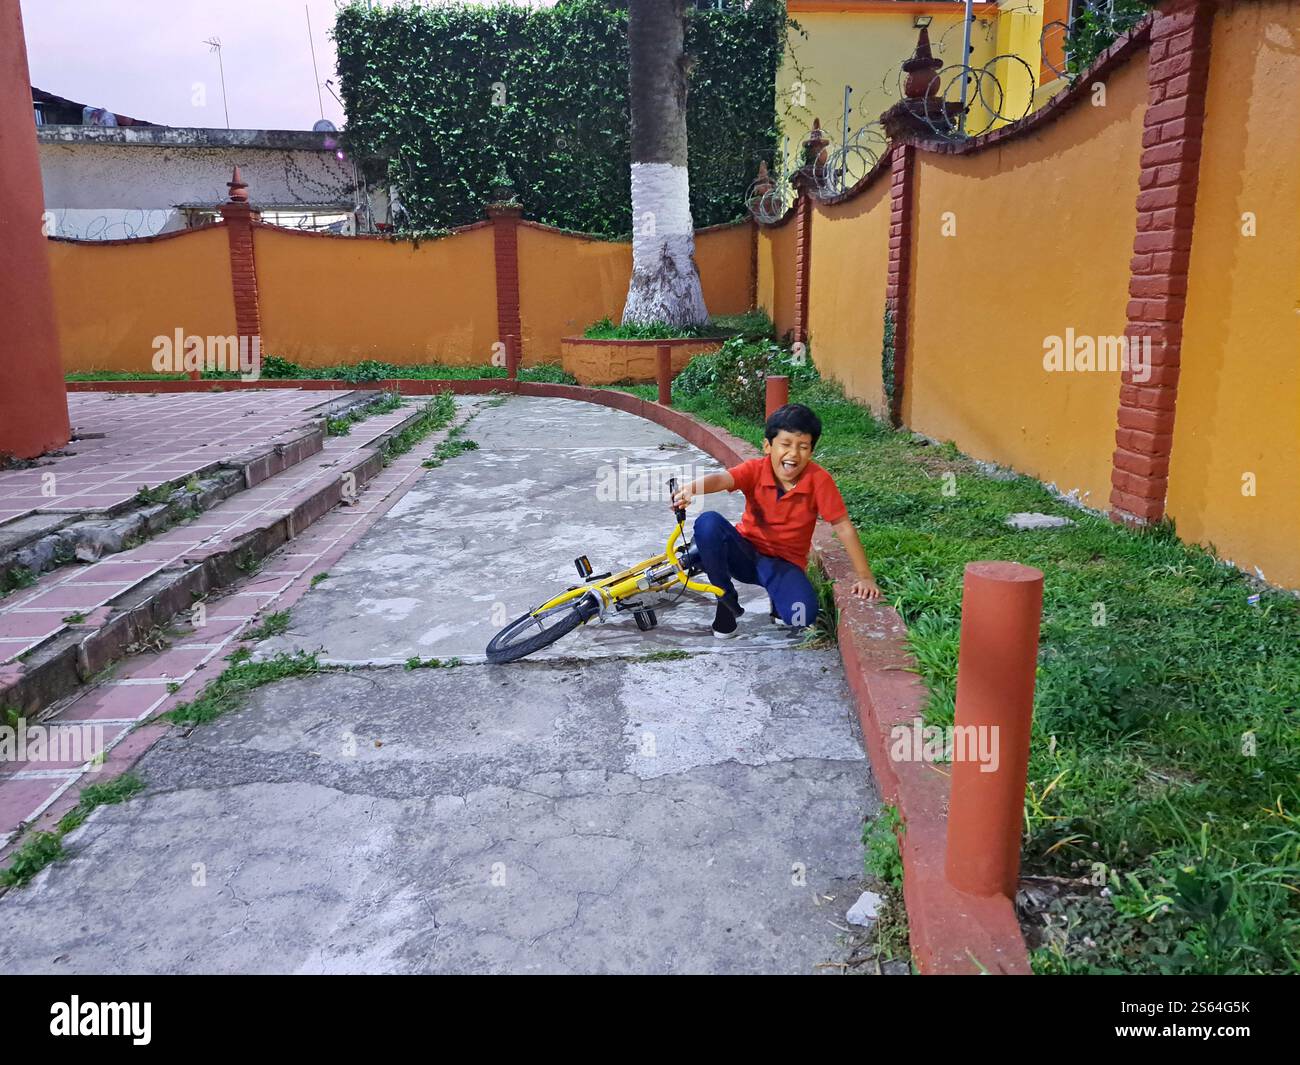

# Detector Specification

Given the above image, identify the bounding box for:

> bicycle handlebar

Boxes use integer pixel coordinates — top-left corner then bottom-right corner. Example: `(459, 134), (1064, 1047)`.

(667, 476), (687, 526)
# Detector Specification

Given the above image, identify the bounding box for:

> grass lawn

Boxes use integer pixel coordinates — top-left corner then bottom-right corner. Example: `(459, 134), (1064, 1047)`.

(659, 375), (1299, 975)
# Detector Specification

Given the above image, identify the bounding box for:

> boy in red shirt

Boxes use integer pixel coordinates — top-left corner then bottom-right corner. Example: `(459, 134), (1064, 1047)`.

(670, 403), (881, 637)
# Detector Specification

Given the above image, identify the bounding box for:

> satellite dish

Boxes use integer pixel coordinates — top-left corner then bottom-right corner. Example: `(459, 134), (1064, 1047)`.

(313, 119), (337, 133)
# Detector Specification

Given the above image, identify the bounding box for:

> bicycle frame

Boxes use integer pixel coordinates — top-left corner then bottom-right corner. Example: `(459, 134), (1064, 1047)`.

(532, 520), (725, 620)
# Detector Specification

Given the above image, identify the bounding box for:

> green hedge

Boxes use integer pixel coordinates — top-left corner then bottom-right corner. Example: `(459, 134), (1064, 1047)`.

(334, 0), (786, 238)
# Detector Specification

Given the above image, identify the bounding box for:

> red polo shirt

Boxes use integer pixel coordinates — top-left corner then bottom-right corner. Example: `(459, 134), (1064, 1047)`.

(726, 456), (848, 570)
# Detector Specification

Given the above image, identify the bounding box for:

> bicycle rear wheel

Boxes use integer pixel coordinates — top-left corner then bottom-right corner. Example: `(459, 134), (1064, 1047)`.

(485, 592), (599, 664)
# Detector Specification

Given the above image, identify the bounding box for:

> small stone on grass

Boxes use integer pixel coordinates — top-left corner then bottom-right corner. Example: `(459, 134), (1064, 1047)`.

(1004, 512), (1074, 531)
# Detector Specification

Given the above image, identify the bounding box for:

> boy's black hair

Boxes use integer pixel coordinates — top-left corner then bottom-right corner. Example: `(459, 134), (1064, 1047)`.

(764, 403), (822, 449)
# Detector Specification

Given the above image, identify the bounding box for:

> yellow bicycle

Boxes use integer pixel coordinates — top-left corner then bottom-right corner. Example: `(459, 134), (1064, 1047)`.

(486, 477), (726, 663)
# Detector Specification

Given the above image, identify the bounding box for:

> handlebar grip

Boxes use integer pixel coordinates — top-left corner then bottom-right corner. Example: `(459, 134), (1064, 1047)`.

(667, 477), (687, 525)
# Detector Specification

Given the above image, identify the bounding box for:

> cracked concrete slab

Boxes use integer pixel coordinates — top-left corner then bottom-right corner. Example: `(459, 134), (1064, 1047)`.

(259, 396), (798, 664)
(0, 661), (873, 974)
(0, 395), (884, 974)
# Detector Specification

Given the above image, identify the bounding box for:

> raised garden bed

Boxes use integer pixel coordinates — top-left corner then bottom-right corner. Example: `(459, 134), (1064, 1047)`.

(559, 336), (722, 386)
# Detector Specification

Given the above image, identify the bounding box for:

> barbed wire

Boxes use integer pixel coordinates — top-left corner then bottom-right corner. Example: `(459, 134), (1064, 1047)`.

(913, 53), (1037, 140)
(44, 208), (172, 240)
(745, 134), (797, 223)
(811, 121), (888, 197)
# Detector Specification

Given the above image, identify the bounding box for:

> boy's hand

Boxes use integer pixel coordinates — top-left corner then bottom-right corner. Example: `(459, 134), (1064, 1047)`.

(670, 483), (695, 509)
(849, 577), (882, 600)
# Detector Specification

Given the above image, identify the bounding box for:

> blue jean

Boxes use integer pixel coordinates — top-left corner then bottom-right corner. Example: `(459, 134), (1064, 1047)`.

(691, 510), (817, 627)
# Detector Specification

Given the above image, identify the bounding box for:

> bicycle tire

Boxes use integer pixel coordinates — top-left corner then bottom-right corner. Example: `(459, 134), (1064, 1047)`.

(485, 594), (597, 664)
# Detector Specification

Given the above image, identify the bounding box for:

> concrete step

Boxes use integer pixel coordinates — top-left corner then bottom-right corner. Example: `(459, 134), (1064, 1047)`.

(0, 395), (440, 719)
(0, 395), (491, 852)
(0, 390), (384, 592)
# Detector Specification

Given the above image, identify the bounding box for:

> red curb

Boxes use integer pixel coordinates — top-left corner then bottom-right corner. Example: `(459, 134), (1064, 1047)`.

(50, 378), (1030, 972)
(813, 527), (1032, 975)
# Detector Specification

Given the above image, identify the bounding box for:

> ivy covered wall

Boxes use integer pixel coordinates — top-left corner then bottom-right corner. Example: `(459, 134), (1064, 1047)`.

(334, 0), (785, 238)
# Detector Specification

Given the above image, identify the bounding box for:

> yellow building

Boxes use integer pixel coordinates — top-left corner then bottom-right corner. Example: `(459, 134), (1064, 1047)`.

(778, 0), (1072, 156)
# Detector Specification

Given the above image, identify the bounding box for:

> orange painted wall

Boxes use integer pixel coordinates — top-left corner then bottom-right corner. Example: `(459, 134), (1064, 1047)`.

(903, 54), (1147, 509)
(46, 219), (755, 372)
(808, 178), (891, 415)
(1165, 0), (1300, 589)
(47, 226), (238, 373)
(756, 218), (797, 339)
(696, 222), (755, 319)
(255, 225), (498, 367)
(517, 222), (754, 360)
(517, 224), (631, 359)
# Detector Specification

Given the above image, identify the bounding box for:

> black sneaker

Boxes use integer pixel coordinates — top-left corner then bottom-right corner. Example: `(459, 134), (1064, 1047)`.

(712, 592), (744, 639)
(712, 601), (739, 638)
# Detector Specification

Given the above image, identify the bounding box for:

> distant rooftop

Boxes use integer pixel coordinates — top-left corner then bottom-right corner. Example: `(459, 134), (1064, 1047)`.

(32, 86), (157, 127)
(32, 86), (339, 148)
(36, 125), (345, 151)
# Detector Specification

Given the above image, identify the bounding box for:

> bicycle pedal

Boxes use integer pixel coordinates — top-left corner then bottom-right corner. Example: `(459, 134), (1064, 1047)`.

(574, 555), (593, 579)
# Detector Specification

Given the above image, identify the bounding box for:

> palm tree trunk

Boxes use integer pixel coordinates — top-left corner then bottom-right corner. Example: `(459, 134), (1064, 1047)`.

(622, 0), (709, 328)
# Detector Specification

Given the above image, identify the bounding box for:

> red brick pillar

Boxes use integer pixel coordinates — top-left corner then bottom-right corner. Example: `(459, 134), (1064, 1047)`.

(219, 167), (262, 362)
(886, 143), (916, 429)
(489, 203), (524, 368)
(1108, 0), (1215, 525)
(790, 120), (827, 347)
(791, 186), (813, 347)
(0, 0), (70, 459)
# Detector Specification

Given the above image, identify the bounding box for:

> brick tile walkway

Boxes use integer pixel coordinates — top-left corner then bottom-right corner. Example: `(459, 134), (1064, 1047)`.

(0, 396), (415, 667)
(0, 402), (462, 851)
(0, 390), (339, 525)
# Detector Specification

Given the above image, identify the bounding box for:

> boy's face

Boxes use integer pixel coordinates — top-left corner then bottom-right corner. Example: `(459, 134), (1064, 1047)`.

(764, 429), (815, 483)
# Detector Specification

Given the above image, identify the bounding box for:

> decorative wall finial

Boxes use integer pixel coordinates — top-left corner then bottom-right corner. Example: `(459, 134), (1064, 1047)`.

(227, 166), (249, 203)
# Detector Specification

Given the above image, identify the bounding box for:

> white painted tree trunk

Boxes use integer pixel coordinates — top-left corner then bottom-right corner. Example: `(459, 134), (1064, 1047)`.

(624, 162), (708, 326)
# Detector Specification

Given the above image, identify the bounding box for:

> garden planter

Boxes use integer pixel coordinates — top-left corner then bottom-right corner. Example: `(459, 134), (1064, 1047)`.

(559, 336), (722, 386)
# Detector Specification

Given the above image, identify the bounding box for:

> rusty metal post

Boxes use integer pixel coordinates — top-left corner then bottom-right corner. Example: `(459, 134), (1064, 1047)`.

(944, 561), (1044, 898)
(765, 375), (789, 420)
(656, 344), (672, 406)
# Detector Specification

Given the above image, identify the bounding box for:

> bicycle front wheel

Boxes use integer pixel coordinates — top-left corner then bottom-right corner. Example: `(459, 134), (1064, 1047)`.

(485, 592), (599, 664)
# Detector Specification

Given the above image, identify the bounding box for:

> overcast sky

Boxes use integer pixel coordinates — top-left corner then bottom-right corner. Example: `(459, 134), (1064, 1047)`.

(19, 1), (560, 132)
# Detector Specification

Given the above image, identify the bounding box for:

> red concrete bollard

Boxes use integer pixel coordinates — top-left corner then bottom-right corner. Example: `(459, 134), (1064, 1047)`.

(944, 561), (1044, 899)
(765, 375), (789, 420)
(656, 344), (672, 406)
(505, 334), (520, 381)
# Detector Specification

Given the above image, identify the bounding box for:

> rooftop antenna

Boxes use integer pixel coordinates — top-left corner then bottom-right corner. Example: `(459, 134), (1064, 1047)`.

(306, 4), (326, 123)
(203, 36), (230, 129)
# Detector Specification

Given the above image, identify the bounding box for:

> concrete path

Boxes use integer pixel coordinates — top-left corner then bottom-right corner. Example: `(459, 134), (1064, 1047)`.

(0, 396), (882, 974)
